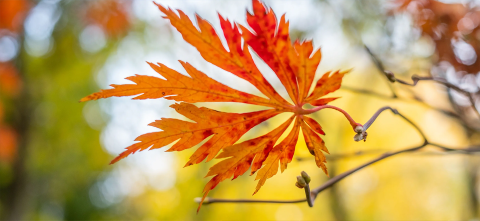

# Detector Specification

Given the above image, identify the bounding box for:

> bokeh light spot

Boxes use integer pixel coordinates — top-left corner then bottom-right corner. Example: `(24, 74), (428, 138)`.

(80, 25), (106, 53)
(0, 35), (18, 62)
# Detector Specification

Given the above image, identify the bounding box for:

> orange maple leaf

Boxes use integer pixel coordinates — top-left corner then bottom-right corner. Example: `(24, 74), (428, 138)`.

(81, 0), (360, 211)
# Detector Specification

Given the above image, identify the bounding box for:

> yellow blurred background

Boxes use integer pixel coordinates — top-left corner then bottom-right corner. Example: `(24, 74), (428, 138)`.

(1, 0), (480, 220)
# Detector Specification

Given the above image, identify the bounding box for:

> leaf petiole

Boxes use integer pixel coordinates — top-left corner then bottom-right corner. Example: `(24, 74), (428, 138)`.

(297, 105), (361, 131)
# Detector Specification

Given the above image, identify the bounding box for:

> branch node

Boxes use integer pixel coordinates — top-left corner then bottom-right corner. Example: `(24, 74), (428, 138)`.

(390, 108), (399, 115)
(385, 70), (396, 82)
(296, 171), (314, 207)
(195, 197), (210, 204)
(354, 125), (364, 133)
(411, 74), (419, 82)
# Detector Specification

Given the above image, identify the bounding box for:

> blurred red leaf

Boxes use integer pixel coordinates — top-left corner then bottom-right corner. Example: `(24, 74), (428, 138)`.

(0, 125), (17, 163)
(395, 0), (480, 73)
(0, 0), (31, 33)
(0, 63), (22, 97)
(84, 0), (131, 37)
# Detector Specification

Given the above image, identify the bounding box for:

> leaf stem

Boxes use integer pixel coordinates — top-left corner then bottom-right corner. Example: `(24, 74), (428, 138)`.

(301, 105), (361, 130)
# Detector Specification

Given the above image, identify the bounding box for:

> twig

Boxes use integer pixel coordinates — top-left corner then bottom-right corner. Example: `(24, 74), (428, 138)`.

(363, 45), (480, 119)
(197, 197), (305, 205)
(395, 75), (480, 119)
(352, 106), (427, 143)
(296, 172), (314, 207)
(430, 143), (480, 153)
(341, 86), (394, 100)
(296, 148), (480, 162)
(341, 86), (461, 120)
(296, 149), (385, 161)
(363, 107), (427, 140)
(304, 184), (314, 207)
(198, 142), (480, 206)
(310, 143), (426, 196)
(197, 144), (427, 206)
(364, 45), (398, 98)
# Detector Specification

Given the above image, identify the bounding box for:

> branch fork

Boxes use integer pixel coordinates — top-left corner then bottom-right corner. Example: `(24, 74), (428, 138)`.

(295, 171), (314, 207)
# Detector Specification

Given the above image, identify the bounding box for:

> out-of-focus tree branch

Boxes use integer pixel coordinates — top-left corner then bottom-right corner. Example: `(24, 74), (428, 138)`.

(364, 45), (480, 120)
(364, 46), (398, 98)
(395, 75), (480, 119)
(296, 146), (480, 162)
(341, 86), (461, 120)
(340, 46), (462, 121)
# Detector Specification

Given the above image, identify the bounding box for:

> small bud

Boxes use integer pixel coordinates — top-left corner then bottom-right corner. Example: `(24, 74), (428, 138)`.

(411, 75), (419, 81)
(354, 133), (363, 142)
(296, 176), (306, 187)
(354, 125), (363, 133)
(385, 70), (396, 82)
(301, 171), (311, 184)
(295, 182), (304, 189)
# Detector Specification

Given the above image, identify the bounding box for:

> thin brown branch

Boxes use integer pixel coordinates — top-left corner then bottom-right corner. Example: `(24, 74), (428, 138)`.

(395, 75), (480, 119)
(362, 45), (477, 133)
(351, 106), (427, 143)
(430, 143), (480, 153)
(362, 45), (472, 121)
(296, 148), (480, 162)
(196, 144), (427, 206)
(363, 107), (427, 140)
(364, 45), (398, 98)
(196, 197), (306, 205)
(304, 184), (314, 207)
(198, 142), (480, 205)
(310, 143), (427, 196)
(363, 45), (479, 119)
(296, 149), (385, 161)
(197, 143), (480, 206)
(341, 86), (394, 100)
(342, 86), (462, 121)
(299, 172), (314, 207)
